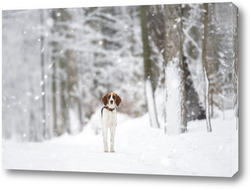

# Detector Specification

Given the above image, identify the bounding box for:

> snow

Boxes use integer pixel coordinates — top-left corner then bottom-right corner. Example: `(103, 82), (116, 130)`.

(69, 109), (81, 134)
(1, 4), (238, 178)
(165, 58), (182, 135)
(3, 110), (238, 177)
(34, 96), (40, 100)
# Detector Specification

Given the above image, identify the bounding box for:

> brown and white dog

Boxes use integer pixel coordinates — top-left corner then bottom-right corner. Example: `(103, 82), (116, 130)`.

(100, 92), (122, 152)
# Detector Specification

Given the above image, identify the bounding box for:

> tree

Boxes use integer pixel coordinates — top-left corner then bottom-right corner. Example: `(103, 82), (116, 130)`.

(233, 6), (239, 129)
(181, 4), (207, 121)
(39, 9), (47, 139)
(163, 4), (187, 134)
(50, 9), (60, 136)
(205, 3), (221, 118)
(50, 8), (85, 135)
(202, 3), (212, 132)
(140, 5), (160, 128)
(147, 5), (205, 131)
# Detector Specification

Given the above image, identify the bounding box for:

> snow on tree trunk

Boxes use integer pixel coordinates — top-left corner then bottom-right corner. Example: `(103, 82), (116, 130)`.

(69, 108), (82, 134)
(145, 79), (160, 128)
(67, 50), (84, 134)
(163, 4), (186, 134)
(204, 68), (212, 132)
(165, 58), (182, 135)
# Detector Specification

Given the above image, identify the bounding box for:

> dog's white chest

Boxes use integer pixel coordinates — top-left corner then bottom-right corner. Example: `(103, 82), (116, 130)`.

(102, 109), (117, 127)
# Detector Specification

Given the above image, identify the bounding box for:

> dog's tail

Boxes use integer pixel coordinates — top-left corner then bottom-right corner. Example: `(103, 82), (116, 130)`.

(101, 107), (104, 118)
(99, 107), (104, 136)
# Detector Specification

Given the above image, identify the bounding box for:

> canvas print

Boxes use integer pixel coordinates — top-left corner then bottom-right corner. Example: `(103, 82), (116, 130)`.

(2, 2), (239, 177)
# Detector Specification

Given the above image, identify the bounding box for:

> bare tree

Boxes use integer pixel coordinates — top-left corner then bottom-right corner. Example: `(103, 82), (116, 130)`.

(140, 5), (160, 128)
(50, 9), (71, 136)
(164, 4), (187, 134)
(233, 6), (239, 129)
(202, 3), (212, 132)
(39, 9), (47, 139)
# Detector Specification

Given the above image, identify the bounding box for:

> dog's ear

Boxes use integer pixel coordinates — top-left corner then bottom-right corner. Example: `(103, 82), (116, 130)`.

(116, 95), (122, 106)
(102, 94), (108, 105)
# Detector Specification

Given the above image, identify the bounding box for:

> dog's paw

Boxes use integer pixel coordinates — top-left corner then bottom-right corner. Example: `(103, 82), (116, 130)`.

(110, 149), (115, 153)
(104, 150), (109, 153)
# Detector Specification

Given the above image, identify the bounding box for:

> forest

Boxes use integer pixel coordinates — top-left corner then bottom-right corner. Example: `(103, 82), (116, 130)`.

(2, 3), (239, 142)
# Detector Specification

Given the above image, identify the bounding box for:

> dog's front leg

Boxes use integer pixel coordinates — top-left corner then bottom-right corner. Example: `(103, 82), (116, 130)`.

(110, 126), (116, 153)
(102, 124), (108, 152)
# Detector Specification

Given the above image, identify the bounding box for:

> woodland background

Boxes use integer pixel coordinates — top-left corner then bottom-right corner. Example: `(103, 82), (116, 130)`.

(2, 3), (238, 141)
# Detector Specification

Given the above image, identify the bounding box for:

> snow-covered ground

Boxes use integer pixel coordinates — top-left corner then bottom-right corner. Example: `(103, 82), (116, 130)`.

(2, 110), (238, 177)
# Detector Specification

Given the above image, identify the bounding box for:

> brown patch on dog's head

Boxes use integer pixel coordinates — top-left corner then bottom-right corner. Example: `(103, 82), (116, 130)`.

(113, 93), (122, 106)
(101, 93), (109, 105)
(101, 92), (122, 106)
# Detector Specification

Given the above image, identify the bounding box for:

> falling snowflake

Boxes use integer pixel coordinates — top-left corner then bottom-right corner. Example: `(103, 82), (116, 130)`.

(98, 40), (103, 45)
(34, 96), (40, 100)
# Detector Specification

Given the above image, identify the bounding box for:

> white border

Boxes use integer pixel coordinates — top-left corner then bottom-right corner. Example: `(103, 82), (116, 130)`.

(1, 0), (249, 189)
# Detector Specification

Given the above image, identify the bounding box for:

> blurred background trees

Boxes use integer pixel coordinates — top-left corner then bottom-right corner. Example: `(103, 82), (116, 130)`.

(2, 3), (239, 141)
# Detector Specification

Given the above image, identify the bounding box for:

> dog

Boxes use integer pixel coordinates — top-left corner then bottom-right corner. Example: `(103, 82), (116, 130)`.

(100, 92), (122, 152)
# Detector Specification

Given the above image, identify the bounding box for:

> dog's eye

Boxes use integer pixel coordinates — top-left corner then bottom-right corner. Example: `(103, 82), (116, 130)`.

(113, 96), (116, 99)
(108, 95), (111, 99)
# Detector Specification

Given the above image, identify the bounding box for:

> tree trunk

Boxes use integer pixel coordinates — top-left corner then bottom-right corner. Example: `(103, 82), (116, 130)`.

(51, 9), (74, 136)
(66, 49), (83, 134)
(51, 9), (59, 136)
(58, 54), (69, 135)
(180, 7), (187, 133)
(51, 50), (58, 136)
(140, 5), (160, 128)
(40, 9), (47, 140)
(202, 3), (212, 132)
(234, 6), (239, 130)
(164, 4), (187, 134)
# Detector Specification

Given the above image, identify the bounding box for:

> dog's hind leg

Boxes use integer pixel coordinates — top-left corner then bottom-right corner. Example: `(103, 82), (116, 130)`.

(110, 127), (116, 153)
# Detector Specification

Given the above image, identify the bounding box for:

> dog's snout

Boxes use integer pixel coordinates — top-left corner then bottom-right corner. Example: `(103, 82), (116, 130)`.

(110, 100), (113, 104)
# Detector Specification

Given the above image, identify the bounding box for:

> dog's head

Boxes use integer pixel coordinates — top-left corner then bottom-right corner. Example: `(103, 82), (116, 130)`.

(102, 92), (122, 108)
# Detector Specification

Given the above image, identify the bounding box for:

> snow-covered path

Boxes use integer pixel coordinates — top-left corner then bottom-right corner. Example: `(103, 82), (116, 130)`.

(3, 112), (238, 177)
